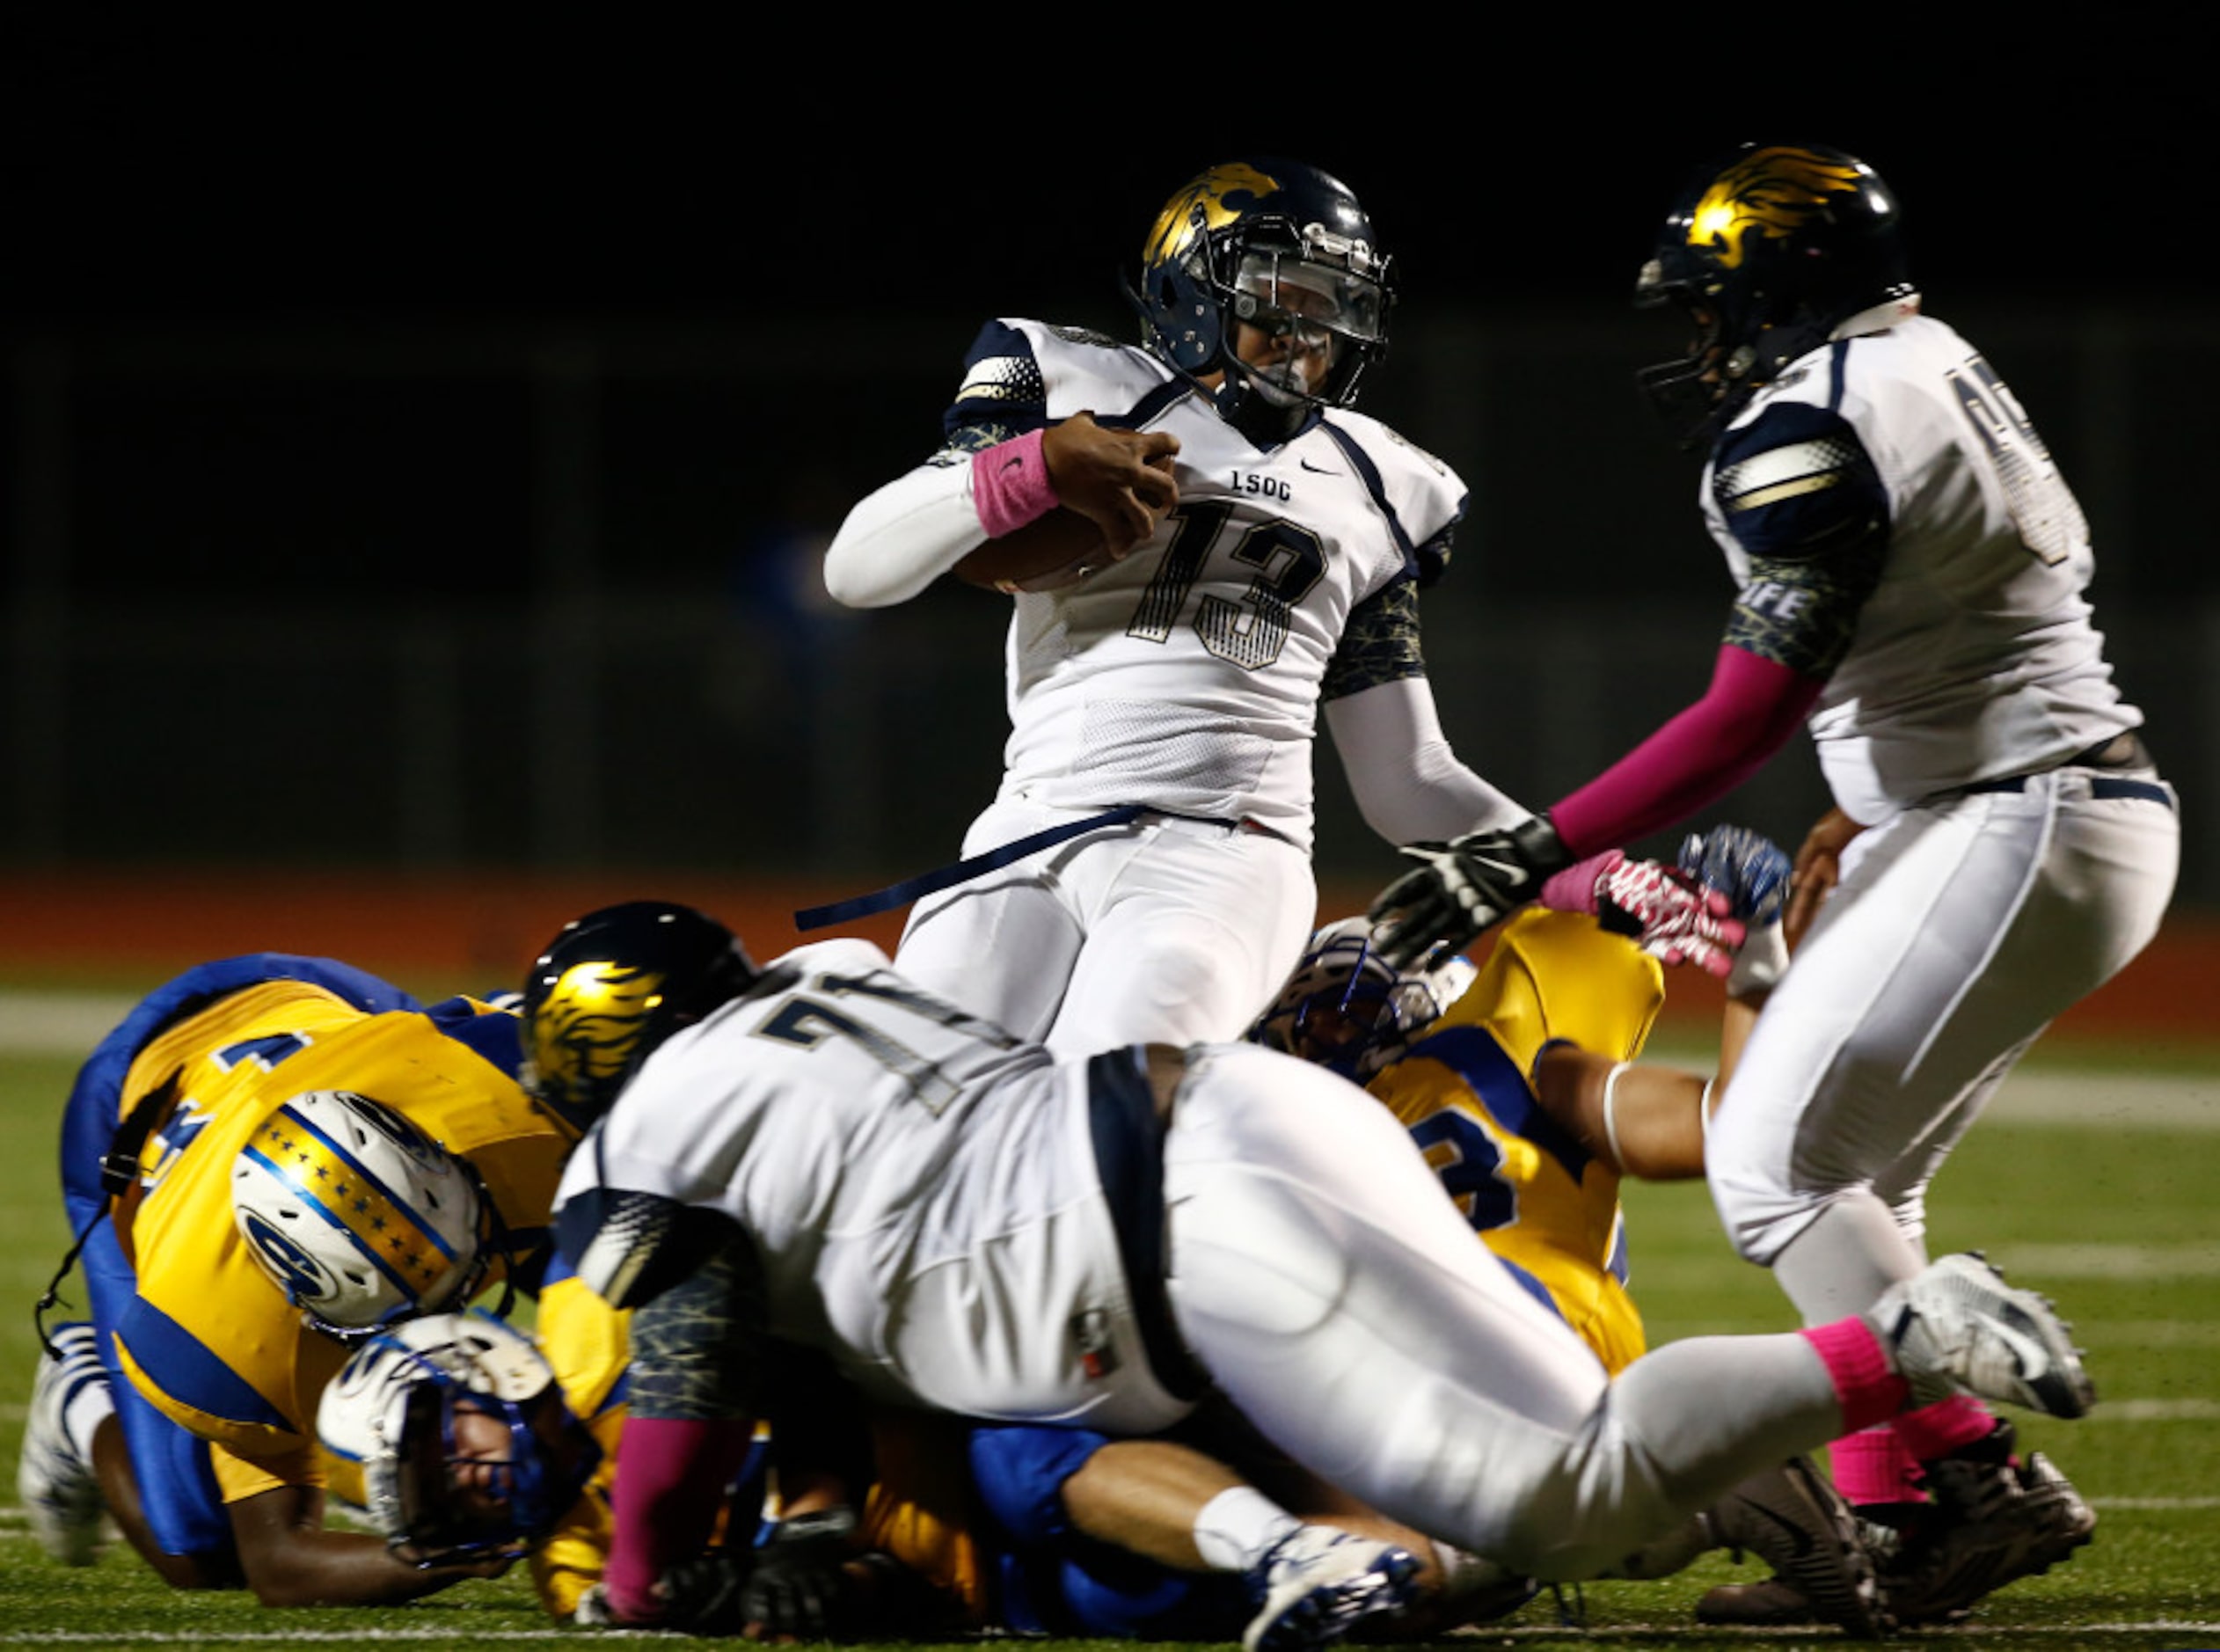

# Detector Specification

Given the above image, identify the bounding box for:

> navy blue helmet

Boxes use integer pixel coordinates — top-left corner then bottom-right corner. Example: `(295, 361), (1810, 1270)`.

(519, 900), (758, 1132)
(1635, 143), (1915, 446)
(1130, 157), (1394, 430)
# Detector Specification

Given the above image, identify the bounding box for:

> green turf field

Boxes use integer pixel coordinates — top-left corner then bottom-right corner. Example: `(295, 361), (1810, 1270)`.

(4, 1034), (2216, 1649)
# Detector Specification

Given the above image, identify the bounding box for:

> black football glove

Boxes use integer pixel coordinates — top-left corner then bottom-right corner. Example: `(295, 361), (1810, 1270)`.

(1368, 815), (1573, 970)
(652, 1549), (754, 1635)
(739, 1505), (859, 1638)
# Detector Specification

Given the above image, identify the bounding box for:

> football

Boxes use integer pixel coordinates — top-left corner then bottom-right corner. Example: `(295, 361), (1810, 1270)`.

(953, 507), (1108, 594)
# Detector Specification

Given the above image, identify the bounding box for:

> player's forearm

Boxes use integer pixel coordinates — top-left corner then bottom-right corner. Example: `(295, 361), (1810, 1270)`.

(1548, 644), (1821, 858)
(822, 464), (986, 607)
(1325, 677), (1530, 844)
(230, 1494), (499, 1607)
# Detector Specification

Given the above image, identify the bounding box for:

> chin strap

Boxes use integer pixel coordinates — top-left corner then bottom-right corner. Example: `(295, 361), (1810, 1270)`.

(35, 1073), (180, 1359)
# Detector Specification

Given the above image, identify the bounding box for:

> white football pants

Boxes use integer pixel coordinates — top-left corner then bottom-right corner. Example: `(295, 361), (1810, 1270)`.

(1708, 768), (2180, 1302)
(895, 798), (1316, 1055)
(1161, 1044), (1847, 1577)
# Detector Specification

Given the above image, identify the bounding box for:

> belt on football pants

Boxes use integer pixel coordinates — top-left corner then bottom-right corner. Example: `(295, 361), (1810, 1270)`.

(1951, 732), (2173, 808)
(792, 805), (1288, 932)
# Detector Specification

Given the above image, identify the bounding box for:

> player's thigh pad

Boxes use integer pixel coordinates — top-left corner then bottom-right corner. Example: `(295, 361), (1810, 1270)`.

(1161, 1045), (1624, 1560)
(1048, 822), (1314, 1054)
(1711, 777), (2178, 1264)
(896, 800), (1094, 1042)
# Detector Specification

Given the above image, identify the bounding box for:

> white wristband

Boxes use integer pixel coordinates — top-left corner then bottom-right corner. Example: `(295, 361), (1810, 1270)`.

(1726, 919), (1791, 1001)
(1601, 1061), (1633, 1171)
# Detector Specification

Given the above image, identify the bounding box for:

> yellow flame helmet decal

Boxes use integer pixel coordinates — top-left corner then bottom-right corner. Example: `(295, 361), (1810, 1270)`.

(1684, 146), (1868, 270)
(1142, 160), (1283, 272)
(528, 960), (668, 1107)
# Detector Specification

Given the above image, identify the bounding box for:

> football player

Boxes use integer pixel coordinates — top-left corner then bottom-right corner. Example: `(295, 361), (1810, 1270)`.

(817, 157), (1737, 1056)
(1365, 143), (2179, 1625)
(316, 1288), (1526, 1648)
(521, 897), (2095, 1634)
(13, 953), (579, 1605)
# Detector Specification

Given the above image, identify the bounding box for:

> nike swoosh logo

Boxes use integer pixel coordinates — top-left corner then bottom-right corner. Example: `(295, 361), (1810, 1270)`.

(1298, 458), (1338, 473)
(1989, 1310), (2058, 1385)
(1002, 457), (1025, 471)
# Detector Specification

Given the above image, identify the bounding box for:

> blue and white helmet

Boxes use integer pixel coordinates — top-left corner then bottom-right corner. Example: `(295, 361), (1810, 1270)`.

(1252, 917), (1476, 1080)
(230, 1090), (488, 1339)
(315, 1310), (596, 1563)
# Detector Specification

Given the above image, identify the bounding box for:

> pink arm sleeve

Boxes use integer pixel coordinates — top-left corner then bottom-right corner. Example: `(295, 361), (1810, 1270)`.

(602, 1415), (759, 1621)
(1548, 644), (1822, 859)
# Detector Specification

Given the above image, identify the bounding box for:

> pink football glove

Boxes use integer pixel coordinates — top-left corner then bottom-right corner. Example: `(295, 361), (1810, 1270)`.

(1539, 850), (1746, 976)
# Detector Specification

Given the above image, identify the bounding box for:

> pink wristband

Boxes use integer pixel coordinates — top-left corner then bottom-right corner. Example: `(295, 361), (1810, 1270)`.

(971, 428), (1061, 537)
(1537, 850), (1622, 915)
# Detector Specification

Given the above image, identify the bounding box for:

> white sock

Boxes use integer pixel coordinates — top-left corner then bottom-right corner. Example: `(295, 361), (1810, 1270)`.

(62, 1374), (115, 1466)
(1193, 1487), (1302, 1574)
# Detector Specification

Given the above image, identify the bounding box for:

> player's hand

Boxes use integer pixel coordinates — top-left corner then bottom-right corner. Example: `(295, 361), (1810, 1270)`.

(651, 1549), (755, 1635)
(1592, 858), (1745, 977)
(573, 1583), (618, 1627)
(1041, 412), (1180, 559)
(1676, 822), (1791, 924)
(1785, 807), (1863, 950)
(1368, 815), (1572, 969)
(740, 1505), (858, 1639)
(1679, 824), (1793, 999)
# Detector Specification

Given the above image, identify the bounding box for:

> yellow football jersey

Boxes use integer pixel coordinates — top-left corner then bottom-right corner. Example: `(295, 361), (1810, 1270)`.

(106, 979), (574, 1481)
(1365, 910), (1664, 1372)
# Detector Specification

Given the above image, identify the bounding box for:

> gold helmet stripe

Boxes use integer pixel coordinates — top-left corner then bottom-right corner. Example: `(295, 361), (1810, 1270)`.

(1687, 146), (1866, 270)
(245, 1102), (462, 1301)
(1142, 161), (1282, 268)
(529, 960), (670, 1103)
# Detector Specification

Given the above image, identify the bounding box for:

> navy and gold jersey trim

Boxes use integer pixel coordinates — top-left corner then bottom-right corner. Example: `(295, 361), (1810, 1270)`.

(1715, 401), (1889, 679)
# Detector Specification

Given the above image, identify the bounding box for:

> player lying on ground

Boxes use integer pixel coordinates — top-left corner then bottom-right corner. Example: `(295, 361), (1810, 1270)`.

(15, 954), (577, 1604)
(311, 854), (1853, 1644)
(316, 1296), (1542, 1649)
(516, 899), (2097, 1635)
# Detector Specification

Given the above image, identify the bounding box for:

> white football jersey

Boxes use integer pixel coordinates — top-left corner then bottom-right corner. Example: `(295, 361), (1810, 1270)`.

(1705, 313), (2137, 822)
(964, 320), (1466, 849)
(553, 939), (1181, 1429)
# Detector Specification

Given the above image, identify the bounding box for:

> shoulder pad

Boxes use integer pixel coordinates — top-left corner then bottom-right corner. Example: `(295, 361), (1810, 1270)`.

(1712, 401), (1887, 564)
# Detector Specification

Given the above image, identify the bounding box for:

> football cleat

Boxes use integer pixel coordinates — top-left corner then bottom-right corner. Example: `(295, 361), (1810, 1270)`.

(1701, 1456), (1892, 1639)
(1696, 1574), (1829, 1627)
(1870, 1253), (2095, 1418)
(1241, 1525), (1421, 1652)
(16, 1322), (110, 1566)
(1880, 1432), (2097, 1625)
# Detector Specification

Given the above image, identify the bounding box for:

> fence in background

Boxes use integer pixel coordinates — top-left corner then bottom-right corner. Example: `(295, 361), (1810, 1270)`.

(4, 301), (2212, 900)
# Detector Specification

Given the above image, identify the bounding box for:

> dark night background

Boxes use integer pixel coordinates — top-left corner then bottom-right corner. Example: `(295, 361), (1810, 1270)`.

(2, 29), (2211, 903)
